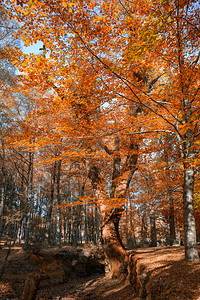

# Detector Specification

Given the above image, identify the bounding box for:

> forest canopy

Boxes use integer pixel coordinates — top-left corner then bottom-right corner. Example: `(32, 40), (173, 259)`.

(0, 0), (199, 277)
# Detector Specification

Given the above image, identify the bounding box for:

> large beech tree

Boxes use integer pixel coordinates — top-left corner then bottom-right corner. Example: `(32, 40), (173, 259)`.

(5, 0), (200, 268)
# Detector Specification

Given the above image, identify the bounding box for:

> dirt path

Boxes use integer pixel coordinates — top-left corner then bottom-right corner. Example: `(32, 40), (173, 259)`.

(1, 244), (200, 299)
(77, 275), (139, 300)
(36, 274), (139, 300)
(0, 244), (138, 300)
(36, 274), (104, 299)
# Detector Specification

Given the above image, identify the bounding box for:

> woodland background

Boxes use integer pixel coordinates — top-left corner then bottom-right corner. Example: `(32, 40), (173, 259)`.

(0, 0), (199, 271)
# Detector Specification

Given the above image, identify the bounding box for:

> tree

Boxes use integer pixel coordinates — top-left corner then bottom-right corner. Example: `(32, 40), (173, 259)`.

(0, 5), (22, 243)
(5, 0), (200, 265)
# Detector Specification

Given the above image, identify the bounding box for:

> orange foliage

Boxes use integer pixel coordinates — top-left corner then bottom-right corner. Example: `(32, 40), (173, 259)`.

(4, 0), (200, 248)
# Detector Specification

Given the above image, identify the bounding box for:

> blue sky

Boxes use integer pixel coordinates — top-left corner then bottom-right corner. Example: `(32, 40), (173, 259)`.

(22, 41), (44, 55)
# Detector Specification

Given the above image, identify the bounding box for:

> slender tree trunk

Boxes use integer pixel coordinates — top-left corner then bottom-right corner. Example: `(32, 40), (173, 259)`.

(47, 162), (56, 245)
(23, 213), (30, 250)
(74, 207), (81, 245)
(84, 202), (89, 244)
(0, 140), (6, 241)
(181, 102), (199, 260)
(0, 178), (6, 241)
(163, 143), (176, 246)
(183, 164), (199, 260)
(169, 197), (176, 246)
(67, 214), (72, 244)
(94, 204), (99, 245)
(63, 215), (67, 243)
(128, 198), (137, 247)
(150, 210), (157, 247)
(56, 160), (62, 244)
(70, 206), (75, 246)
(141, 213), (148, 247)
(17, 172), (25, 245)
(175, 4), (199, 261)
(24, 151), (34, 250)
(17, 219), (23, 244)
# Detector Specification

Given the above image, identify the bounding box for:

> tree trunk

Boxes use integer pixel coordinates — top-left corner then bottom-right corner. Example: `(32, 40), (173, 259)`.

(0, 140), (6, 241)
(175, 5), (199, 261)
(56, 160), (62, 245)
(181, 102), (199, 260)
(88, 140), (138, 277)
(24, 212), (30, 250)
(94, 204), (100, 245)
(128, 198), (137, 248)
(163, 142), (176, 246)
(89, 166), (127, 277)
(183, 165), (199, 260)
(169, 197), (176, 246)
(0, 178), (6, 241)
(141, 213), (148, 247)
(101, 214), (128, 277)
(84, 201), (89, 244)
(150, 210), (157, 247)
(24, 151), (34, 250)
(47, 162), (56, 245)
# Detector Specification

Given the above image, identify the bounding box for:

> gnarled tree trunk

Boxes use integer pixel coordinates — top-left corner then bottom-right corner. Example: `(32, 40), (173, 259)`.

(101, 211), (128, 277)
(88, 141), (138, 277)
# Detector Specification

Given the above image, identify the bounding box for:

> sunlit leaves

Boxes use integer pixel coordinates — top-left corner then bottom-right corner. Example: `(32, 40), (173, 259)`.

(3, 0), (200, 228)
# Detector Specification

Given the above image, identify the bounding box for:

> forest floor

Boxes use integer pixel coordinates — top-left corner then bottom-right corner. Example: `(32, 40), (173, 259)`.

(132, 246), (200, 299)
(0, 243), (200, 299)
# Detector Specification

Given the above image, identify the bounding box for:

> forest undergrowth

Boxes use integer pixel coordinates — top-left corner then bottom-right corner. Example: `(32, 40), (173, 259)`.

(0, 243), (200, 300)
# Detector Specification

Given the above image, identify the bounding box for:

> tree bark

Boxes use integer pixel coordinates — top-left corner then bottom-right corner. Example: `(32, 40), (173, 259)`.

(183, 165), (199, 260)
(0, 139), (6, 241)
(141, 213), (148, 247)
(47, 162), (56, 245)
(175, 4), (199, 261)
(56, 160), (62, 245)
(24, 151), (34, 250)
(88, 141), (138, 277)
(181, 101), (199, 260)
(101, 215), (128, 277)
(169, 197), (176, 246)
(150, 210), (157, 247)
